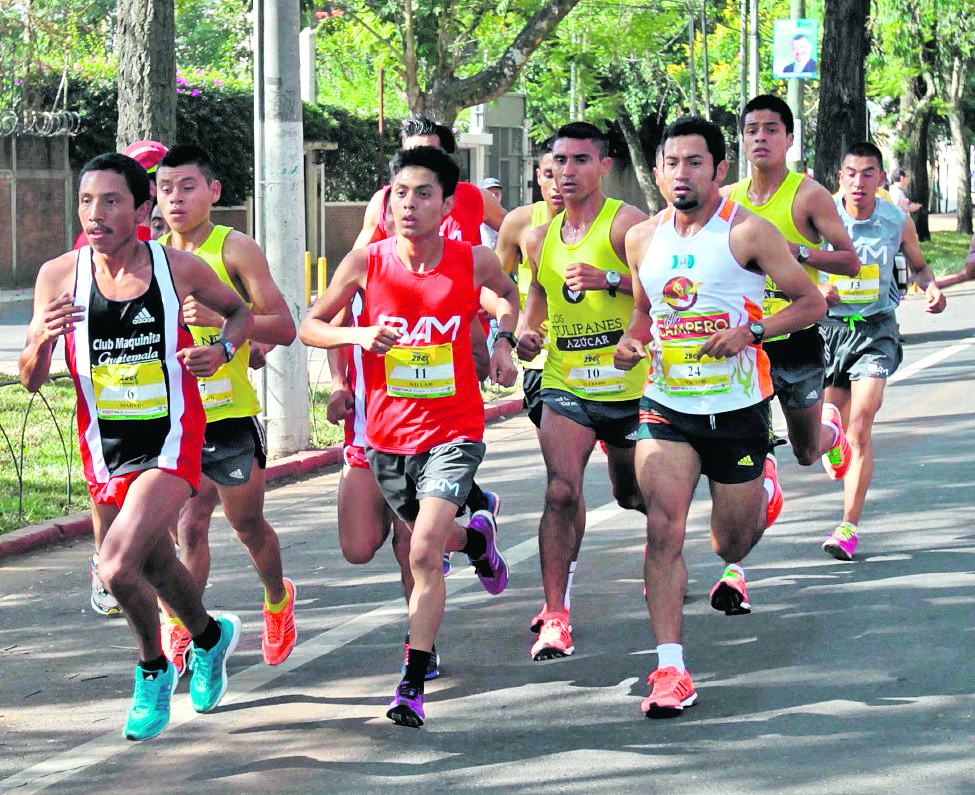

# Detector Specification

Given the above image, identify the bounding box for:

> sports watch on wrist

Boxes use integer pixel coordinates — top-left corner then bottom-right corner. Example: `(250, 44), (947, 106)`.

(796, 245), (812, 264)
(748, 321), (766, 343)
(495, 330), (517, 348)
(605, 270), (622, 297)
(216, 338), (236, 362)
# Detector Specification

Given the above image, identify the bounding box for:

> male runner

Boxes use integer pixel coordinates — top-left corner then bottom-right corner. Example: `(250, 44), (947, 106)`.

(725, 95), (859, 483)
(516, 122), (649, 661)
(820, 142), (945, 559)
(614, 116), (826, 717)
(301, 146), (518, 727)
(20, 153), (251, 739)
(155, 144), (298, 672)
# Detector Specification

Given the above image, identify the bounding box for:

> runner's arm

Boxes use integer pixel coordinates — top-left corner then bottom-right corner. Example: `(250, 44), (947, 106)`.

(900, 215), (946, 313)
(935, 232), (975, 289)
(803, 185), (860, 276)
(516, 228), (548, 361)
(351, 189), (386, 250)
(481, 187), (506, 232)
(494, 205), (530, 274)
(615, 219), (656, 371)
(473, 247), (519, 386)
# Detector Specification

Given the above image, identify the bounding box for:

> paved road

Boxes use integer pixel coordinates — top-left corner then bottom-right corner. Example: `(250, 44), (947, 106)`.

(1, 285), (974, 794)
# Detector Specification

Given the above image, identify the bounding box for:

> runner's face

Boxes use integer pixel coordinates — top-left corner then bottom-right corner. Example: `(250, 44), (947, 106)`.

(155, 163), (220, 233)
(741, 109), (792, 169)
(552, 138), (608, 203)
(839, 154), (883, 213)
(389, 166), (453, 238)
(662, 134), (723, 212)
(535, 153), (564, 212)
(149, 205), (169, 239)
(78, 170), (147, 254)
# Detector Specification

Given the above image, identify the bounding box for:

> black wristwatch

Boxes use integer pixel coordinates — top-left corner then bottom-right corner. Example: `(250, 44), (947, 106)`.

(796, 245), (811, 264)
(216, 338), (236, 362)
(605, 270), (622, 297)
(495, 330), (518, 349)
(748, 321), (765, 343)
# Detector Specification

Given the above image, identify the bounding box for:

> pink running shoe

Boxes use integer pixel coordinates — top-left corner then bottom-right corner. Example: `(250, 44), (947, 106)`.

(822, 403), (852, 480)
(641, 667), (697, 718)
(764, 453), (783, 528)
(709, 566), (751, 615)
(822, 521), (858, 561)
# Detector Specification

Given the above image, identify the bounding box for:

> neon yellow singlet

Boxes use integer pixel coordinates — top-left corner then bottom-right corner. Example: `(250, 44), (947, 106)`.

(519, 201), (550, 372)
(162, 225), (261, 421)
(538, 198), (648, 401)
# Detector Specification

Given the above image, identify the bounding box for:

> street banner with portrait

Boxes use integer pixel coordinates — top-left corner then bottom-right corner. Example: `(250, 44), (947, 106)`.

(773, 19), (819, 79)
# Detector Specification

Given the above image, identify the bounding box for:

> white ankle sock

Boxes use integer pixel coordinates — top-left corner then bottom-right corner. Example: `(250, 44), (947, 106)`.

(564, 561), (576, 611)
(822, 403), (841, 447)
(656, 643), (685, 672)
(725, 563), (744, 577)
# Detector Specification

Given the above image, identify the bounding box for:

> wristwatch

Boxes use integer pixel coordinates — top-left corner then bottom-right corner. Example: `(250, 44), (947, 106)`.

(605, 270), (622, 297)
(216, 338), (236, 362)
(495, 330), (518, 348)
(796, 245), (812, 264)
(748, 321), (765, 343)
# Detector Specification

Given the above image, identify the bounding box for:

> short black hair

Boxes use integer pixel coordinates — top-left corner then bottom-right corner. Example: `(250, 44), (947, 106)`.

(792, 34), (810, 43)
(79, 153), (151, 208)
(537, 136), (555, 164)
(741, 94), (794, 135)
(892, 167), (907, 181)
(159, 144), (217, 183)
(400, 115), (456, 155)
(389, 146), (460, 199)
(844, 142), (885, 170)
(660, 115), (726, 176)
(554, 122), (609, 159)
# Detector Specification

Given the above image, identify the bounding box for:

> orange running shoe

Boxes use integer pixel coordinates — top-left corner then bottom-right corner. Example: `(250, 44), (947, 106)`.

(641, 667), (697, 718)
(262, 578), (297, 666)
(709, 565), (751, 615)
(764, 453), (783, 528)
(530, 613), (574, 661)
(821, 403), (852, 480)
(161, 619), (192, 678)
(529, 605), (571, 634)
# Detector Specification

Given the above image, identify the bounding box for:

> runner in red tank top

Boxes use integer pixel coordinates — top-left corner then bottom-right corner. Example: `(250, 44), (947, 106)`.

(300, 146), (519, 728)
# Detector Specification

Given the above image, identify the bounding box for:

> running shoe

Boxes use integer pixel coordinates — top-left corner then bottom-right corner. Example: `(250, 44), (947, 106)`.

(442, 553), (452, 576)
(709, 566), (751, 615)
(161, 619), (193, 678)
(484, 490), (502, 517)
(641, 667), (697, 718)
(530, 613), (574, 661)
(764, 453), (784, 528)
(262, 578), (297, 666)
(189, 614), (241, 713)
(90, 554), (121, 616)
(529, 605), (571, 634)
(386, 680), (424, 728)
(467, 510), (509, 595)
(822, 521), (858, 561)
(821, 403), (852, 480)
(123, 662), (177, 741)
(402, 635), (440, 680)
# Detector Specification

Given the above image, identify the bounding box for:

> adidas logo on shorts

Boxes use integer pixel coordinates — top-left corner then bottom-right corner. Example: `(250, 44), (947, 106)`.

(737, 454), (754, 467)
(228, 468), (245, 480)
(132, 307), (155, 324)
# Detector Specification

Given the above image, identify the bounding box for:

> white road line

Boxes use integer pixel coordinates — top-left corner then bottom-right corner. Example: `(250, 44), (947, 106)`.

(887, 336), (975, 384)
(0, 500), (626, 794)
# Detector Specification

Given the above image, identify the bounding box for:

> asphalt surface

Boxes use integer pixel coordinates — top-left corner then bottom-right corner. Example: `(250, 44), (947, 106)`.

(1, 284), (974, 794)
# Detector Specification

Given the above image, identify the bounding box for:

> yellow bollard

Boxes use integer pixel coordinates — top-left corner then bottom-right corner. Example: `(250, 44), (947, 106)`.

(305, 251), (312, 305)
(318, 257), (327, 300)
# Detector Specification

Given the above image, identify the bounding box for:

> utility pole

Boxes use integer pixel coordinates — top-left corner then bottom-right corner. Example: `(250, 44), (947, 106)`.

(258, 0), (309, 456)
(739, 0), (748, 178)
(688, 10), (697, 115)
(749, 0), (759, 99)
(701, 0), (711, 120)
(786, 0), (806, 172)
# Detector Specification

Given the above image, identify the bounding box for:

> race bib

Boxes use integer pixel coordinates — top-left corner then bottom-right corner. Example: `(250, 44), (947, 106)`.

(384, 343), (455, 398)
(762, 294), (791, 342)
(563, 350), (626, 395)
(197, 366), (233, 409)
(829, 264), (880, 304)
(92, 361), (168, 420)
(660, 340), (730, 396)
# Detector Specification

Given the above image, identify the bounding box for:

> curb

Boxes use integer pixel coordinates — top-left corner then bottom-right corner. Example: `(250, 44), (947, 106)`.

(0, 394), (524, 562)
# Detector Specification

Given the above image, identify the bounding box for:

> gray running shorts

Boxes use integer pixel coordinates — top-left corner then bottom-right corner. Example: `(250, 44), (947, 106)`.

(201, 416), (267, 487)
(764, 326), (826, 409)
(821, 311), (902, 390)
(365, 439), (486, 524)
(540, 388), (640, 448)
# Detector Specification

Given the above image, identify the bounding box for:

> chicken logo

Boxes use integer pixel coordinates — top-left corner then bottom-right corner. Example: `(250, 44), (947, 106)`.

(662, 276), (702, 311)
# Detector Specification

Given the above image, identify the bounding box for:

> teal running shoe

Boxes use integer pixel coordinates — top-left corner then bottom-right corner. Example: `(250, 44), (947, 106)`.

(189, 614), (241, 713)
(123, 662), (177, 741)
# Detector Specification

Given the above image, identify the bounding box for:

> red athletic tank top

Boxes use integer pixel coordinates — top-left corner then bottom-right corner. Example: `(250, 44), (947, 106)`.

(361, 237), (484, 454)
(376, 182), (484, 244)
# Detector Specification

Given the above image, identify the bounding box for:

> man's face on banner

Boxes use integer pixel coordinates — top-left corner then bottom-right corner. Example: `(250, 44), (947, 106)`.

(792, 36), (812, 64)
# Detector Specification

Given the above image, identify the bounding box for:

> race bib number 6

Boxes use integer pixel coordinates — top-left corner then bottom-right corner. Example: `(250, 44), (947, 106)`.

(92, 361), (169, 419)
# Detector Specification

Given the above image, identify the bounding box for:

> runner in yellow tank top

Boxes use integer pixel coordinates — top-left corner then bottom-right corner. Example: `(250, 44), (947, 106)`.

(156, 144), (299, 670)
(516, 122), (649, 662)
(721, 95), (860, 489)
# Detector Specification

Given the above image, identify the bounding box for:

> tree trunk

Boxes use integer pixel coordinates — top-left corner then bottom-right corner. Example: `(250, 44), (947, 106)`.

(618, 114), (660, 212)
(902, 82), (932, 242)
(947, 58), (972, 235)
(116, 0), (176, 149)
(812, 0), (869, 192)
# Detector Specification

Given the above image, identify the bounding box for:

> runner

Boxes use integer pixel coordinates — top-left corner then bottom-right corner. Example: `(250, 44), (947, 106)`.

(820, 142), (945, 559)
(614, 116), (826, 718)
(155, 144), (298, 673)
(725, 95), (860, 486)
(19, 152), (251, 739)
(300, 146), (518, 727)
(515, 122), (649, 661)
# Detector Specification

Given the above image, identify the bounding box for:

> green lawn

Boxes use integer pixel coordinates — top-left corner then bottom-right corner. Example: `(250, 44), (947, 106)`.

(920, 230), (971, 277)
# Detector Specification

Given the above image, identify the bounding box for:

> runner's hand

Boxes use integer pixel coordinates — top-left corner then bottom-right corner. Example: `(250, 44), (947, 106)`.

(488, 346), (518, 388)
(182, 294), (224, 328)
(698, 326), (750, 359)
(565, 262), (608, 292)
(248, 341), (273, 369)
(39, 293), (85, 343)
(614, 335), (646, 371)
(358, 324), (402, 353)
(818, 282), (840, 308)
(516, 330), (543, 362)
(326, 388), (354, 424)
(925, 283), (946, 313)
(177, 343), (226, 378)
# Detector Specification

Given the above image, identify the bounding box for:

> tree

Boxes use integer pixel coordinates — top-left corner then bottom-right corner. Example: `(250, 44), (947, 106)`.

(116, 0), (176, 148)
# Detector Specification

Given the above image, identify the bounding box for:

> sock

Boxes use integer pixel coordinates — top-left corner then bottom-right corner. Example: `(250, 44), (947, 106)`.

(564, 561), (577, 611)
(725, 563), (744, 578)
(192, 617), (222, 653)
(763, 478), (776, 502)
(462, 527), (486, 560)
(656, 643), (685, 672)
(822, 405), (841, 447)
(140, 654), (168, 678)
(465, 481), (489, 514)
(265, 586), (291, 613)
(403, 648), (431, 690)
